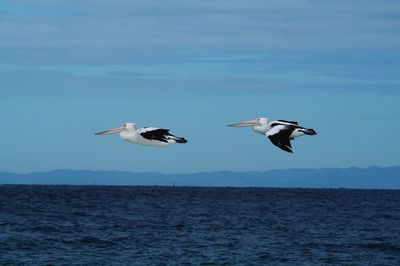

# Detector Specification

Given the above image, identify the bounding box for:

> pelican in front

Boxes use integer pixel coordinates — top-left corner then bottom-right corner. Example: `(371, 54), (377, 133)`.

(95, 122), (187, 147)
(228, 118), (317, 153)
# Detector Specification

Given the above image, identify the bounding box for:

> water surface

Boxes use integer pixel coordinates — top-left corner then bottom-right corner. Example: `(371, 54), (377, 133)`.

(1, 185), (400, 265)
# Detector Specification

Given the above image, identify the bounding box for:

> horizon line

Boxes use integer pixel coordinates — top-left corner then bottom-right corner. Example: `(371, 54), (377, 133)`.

(2, 165), (399, 175)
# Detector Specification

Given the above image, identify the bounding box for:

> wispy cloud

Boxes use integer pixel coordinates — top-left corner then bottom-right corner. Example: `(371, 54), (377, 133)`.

(1, 1), (399, 60)
(0, 0), (399, 96)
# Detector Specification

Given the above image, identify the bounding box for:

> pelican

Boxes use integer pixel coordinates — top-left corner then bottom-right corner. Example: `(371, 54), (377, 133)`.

(228, 118), (317, 153)
(95, 122), (187, 147)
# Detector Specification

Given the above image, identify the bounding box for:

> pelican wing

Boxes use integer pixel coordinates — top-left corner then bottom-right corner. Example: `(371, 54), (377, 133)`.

(266, 125), (294, 153)
(277, 119), (298, 125)
(139, 128), (170, 143)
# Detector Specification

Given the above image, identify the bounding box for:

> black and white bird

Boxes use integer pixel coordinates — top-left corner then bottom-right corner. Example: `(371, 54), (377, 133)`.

(228, 118), (317, 153)
(95, 122), (187, 147)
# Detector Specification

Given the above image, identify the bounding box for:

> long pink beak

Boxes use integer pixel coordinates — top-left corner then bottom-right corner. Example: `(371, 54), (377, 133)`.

(95, 126), (125, 135)
(227, 119), (258, 127)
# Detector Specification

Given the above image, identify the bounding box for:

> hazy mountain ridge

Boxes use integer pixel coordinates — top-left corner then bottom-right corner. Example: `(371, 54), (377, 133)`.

(0, 166), (399, 189)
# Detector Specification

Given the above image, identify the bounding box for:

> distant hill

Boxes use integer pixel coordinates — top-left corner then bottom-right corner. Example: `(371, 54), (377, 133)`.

(0, 166), (399, 189)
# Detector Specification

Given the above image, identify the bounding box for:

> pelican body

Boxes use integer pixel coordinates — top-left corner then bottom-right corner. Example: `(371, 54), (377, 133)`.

(228, 118), (316, 153)
(95, 123), (187, 147)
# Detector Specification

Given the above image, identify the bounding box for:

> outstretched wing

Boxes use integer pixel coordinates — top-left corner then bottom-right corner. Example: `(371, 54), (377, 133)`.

(139, 128), (170, 143)
(266, 125), (295, 153)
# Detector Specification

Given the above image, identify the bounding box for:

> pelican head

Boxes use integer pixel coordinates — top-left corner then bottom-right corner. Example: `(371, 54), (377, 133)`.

(95, 122), (138, 135)
(228, 117), (269, 134)
(227, 117), (268, 127)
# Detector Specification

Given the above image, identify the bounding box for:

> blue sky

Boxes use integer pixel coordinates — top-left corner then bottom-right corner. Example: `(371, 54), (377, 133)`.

(1, 1), (399, 173)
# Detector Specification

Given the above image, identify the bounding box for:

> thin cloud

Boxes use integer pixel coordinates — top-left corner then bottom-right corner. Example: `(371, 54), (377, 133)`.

(0, 0), (399, 96)
(1, 1), (399, 56)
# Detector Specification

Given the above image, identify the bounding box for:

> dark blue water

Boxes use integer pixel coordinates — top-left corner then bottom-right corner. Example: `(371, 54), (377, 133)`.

(1, 186), (400, 265)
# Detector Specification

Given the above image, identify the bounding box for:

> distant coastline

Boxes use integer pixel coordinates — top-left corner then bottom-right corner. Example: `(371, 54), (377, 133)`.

(1, 166), (399, 189)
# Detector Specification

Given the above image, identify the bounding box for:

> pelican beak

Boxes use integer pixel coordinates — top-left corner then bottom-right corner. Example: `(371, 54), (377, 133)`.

(95, 126), (125, 135)
(227, 119), (259, 127)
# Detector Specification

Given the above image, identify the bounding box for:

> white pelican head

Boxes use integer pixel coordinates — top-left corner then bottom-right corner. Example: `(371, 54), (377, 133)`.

(95, 122), (138, 135)
(227, 117), (269, 134)
(227, 117), (268, 127)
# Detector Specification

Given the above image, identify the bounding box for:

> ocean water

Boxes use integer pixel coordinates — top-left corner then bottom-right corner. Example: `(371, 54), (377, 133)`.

(1, 186), (400, 265)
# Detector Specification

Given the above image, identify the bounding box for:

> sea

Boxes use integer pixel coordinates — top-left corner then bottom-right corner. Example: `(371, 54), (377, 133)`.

(1, 186), (400, 265)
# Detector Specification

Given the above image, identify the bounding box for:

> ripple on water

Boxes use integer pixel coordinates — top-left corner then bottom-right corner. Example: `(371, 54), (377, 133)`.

(0, 186), (400, 265)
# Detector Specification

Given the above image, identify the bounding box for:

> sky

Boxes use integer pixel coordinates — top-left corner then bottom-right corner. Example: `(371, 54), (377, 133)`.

(0, 0), (399, 174)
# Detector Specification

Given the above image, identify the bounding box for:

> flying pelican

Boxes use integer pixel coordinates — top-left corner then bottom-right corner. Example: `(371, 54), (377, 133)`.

(228, 118), (317, 153)
(95, 122), (187, 147)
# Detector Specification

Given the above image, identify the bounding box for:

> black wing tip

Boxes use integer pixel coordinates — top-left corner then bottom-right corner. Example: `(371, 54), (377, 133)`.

(302, 128), (317, 135)
(272, 142), (293, 153)
(281, 146), (293, 153)
(175, 138), (188, 143)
